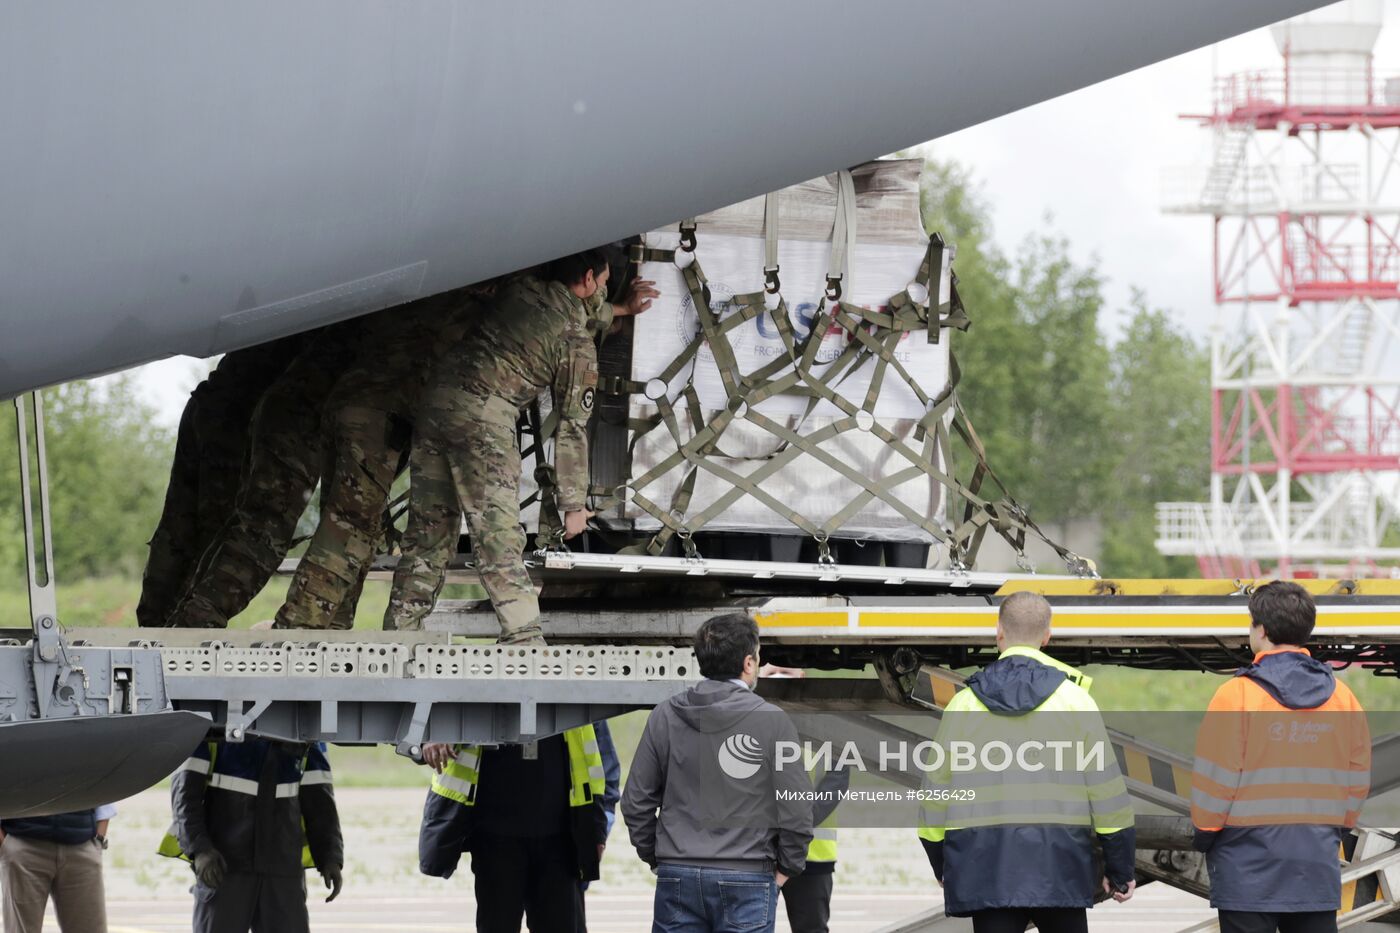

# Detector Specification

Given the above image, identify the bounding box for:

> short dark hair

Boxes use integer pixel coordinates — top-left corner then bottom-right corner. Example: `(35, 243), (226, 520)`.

(695, 613), (760, 680)
(1248, 581), (1316, 646)
(542, 246), (618, 288)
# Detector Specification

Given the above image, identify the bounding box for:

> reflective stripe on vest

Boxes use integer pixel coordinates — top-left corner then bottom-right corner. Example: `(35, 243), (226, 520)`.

(158, 741), (319, 869)
(917, 651), (1132, 844)
(431, 725), (604, 810)
(1191, 664), (1370, 833)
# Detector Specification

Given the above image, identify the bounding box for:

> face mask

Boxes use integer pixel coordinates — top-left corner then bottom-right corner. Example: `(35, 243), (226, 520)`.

(584, 273), (609, 318)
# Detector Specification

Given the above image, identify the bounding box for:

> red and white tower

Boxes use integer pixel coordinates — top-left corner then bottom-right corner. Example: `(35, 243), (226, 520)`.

(1158, 0), (1400, 578)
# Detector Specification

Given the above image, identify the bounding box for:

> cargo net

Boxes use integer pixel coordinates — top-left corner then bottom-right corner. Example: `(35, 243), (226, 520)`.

(522, 164), (1086, 575)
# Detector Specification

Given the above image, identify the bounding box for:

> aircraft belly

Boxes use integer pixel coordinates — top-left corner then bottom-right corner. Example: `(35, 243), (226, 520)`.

(0, 0), (1328, 397)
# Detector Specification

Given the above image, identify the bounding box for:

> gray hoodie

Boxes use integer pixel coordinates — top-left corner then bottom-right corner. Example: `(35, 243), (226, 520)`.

(622, 679), (814, 876)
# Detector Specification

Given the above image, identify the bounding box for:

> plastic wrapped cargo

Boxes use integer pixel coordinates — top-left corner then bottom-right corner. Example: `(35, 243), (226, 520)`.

(589, 158), (956, 546)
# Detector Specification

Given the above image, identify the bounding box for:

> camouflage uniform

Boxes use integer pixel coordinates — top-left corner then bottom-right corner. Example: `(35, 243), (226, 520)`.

(166, 320), (366, 628)
(384, 275), (601, 638)
(137, 337), (303, 627)
(382, 429), (463, 631)
(274, 293), (477, 630)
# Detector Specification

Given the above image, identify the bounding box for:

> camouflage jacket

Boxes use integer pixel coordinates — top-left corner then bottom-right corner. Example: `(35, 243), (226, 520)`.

(328, 290), (482, 417)
(435, 275), (602, 511)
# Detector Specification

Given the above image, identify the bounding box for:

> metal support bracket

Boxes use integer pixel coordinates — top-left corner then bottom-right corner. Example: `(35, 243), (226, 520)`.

(226, 698), (271, 742)
(14, 392), (68, 719)
(394, 701), (433, 759)
(15, 393), (58, 656)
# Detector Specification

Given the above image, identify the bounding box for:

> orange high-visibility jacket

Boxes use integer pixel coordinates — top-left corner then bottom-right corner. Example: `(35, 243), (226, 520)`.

(1191, 647), (1370, 912)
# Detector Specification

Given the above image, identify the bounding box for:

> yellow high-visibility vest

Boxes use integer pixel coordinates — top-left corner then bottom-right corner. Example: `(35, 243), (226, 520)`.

(429, 725), (605, 810)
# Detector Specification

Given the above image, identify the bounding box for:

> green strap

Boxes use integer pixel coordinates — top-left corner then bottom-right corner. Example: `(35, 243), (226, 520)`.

(926, 235), (944, 344)
(526, 401), (565, 549)
(763, 192), (781, 293)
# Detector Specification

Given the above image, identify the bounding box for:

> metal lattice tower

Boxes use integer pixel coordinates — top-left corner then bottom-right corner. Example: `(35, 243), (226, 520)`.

(1157, 0), (1400, 578)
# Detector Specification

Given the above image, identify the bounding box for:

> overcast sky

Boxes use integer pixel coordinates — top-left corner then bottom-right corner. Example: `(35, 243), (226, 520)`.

(123, 1), (1400, 426)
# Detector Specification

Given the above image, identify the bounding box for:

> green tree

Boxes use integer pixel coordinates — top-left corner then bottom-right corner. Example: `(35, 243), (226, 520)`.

(1100, 297), (1210, 577)
(1010, 230), (1114, 528)
(920, 161), (1037, 499)
(0, 377), (172, 583)
(922, 160), (1114, 535)
(923, 156), (1209, 575)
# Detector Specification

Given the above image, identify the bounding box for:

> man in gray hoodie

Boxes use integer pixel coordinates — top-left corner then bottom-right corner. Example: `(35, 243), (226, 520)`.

(623, 613), (814, 933)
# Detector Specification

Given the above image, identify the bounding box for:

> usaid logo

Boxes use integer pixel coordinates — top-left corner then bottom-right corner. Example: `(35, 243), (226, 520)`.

(677, 280), (751, 356)
(718, 733), (765, 780)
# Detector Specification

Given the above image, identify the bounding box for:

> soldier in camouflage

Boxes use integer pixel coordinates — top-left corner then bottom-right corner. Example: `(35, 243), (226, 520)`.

(383, 249), (654, 640)
(164, 319), (368, 628)
(272, 290), (479, 630)
(138, 336), (303, 627)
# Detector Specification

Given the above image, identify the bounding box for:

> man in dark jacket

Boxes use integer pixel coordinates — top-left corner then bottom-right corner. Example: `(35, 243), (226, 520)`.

(0, 803), (115, 931)
(1192, 581), (1370, 933)
(623, 613), (814, 933)
(162, 737), (344, 933)
(918, 591), (1136, 933)
(418, 725), (607, 932)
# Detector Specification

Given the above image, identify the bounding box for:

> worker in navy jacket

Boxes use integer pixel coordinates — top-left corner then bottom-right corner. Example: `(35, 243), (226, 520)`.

(162, 737), (343, 933)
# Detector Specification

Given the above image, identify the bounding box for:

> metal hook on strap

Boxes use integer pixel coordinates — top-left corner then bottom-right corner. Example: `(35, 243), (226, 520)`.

(1065, 553), (1099, 579)
(763, 191), (781, 296)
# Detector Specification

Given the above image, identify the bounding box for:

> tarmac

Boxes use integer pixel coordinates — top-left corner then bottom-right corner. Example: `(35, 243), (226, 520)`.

(80, 787), (1218, 932)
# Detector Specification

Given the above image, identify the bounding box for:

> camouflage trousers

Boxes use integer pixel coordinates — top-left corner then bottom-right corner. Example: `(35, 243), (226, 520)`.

(274, 405), (411, 630)
(169, 363), (357, 629)
(137, 392), (249, 624)
(140, 337), (307, 627)
(382, 430), (460, 632)
(386, 391), (536, 637)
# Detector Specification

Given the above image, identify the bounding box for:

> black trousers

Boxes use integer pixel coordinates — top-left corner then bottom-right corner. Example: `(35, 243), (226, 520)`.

(191, 873), (308, 933)
(472, 832), (581, 933)
(1218, 911), (1337, 933)
(970, 907), (1087, 933)
(780, 871), (834, 933)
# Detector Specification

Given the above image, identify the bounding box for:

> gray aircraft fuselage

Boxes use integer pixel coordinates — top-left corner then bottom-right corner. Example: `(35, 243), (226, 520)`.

(0, 0), (1327, 398)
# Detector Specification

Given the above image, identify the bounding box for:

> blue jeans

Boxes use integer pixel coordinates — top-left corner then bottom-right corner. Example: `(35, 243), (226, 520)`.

(653, 864), (779, 933)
